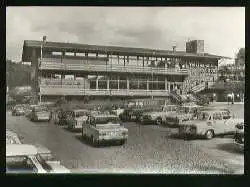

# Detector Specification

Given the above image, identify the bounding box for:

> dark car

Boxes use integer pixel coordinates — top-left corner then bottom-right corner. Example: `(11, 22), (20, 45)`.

(12, 105), (25, 116)
(234, 122), (244, 150)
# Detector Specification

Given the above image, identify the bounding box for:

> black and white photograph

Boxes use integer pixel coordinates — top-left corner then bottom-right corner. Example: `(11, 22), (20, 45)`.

(6, 7), (245, 174)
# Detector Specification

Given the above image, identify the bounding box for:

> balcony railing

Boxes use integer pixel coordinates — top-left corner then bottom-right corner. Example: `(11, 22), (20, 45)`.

(40, 86), (169, 97)
(39, 62), (188, 75)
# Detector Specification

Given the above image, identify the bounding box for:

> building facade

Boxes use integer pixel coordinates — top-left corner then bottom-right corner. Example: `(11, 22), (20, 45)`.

(21, 39), (225, 104)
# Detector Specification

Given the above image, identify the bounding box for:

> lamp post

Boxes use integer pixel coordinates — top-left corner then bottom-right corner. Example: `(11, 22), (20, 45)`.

(39, 36), (47, 104)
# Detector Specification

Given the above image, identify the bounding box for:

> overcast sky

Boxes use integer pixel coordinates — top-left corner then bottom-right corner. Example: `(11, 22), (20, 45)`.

(6, 7), (244, 62)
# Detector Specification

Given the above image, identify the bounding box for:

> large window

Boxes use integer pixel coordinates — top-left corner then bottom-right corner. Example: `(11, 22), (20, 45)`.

(110, 81), (118, 89)
(98, 80), (107, 89)
(119, 81), (127, 89)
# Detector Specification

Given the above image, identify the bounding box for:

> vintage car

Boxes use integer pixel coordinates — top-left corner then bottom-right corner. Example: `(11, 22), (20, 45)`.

(29, 105), (51, 122)
(6, 130), (22, 144)
(6, 144), (47, 173)
(179, 110), (244, 139)
(12, 105), (25, 116)
(35, 144), (71, 173)
(25, 105), (37, 118)
(140, 105), (179, 125)
(234, 122), (244, 150)
(6, 144), (70, 173)
(82, 114), (128, 146)
(164, 104), (201, 126)
(66, 109), (90, 131)
(111, 107), (125, 117)
(119, 107), (146, 122)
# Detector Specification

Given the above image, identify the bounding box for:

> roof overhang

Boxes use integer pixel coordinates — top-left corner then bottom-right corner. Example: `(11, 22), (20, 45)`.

(22, 40), (228, 62)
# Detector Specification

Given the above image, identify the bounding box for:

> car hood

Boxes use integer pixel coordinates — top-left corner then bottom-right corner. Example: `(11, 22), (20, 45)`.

(143, 111), (164, 116)
(180, 120), (206, 126)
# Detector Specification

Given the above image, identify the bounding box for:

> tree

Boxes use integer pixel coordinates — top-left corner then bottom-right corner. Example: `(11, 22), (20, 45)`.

(235, 48), (245, 65)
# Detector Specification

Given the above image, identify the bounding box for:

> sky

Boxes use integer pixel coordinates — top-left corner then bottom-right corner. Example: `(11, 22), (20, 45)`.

(6, 7), (245, 62)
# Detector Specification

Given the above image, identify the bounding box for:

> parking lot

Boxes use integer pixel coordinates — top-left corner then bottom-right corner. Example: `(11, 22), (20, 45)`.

(6, 103), (244, 174)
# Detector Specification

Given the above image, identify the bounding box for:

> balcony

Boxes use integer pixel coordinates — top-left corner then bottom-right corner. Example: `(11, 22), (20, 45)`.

(39, 61), (188, 75)
(40, 85), (169, 97)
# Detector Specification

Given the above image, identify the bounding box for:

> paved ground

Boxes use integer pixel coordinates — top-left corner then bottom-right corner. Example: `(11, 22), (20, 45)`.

(6, 103), (244, 174)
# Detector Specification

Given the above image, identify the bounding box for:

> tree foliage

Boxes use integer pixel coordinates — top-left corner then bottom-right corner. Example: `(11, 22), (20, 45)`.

(235, 48), (245, 65)
(6, 59), (31, 89)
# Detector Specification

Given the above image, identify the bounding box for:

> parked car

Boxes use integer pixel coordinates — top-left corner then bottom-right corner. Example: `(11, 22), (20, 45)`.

(66, 109), (90, 131)
(12, 105), (25, 116)
(6, 130), (22, 144)
(111, 107), (125, 116)
(140, 105), (179, 125)
(25, 105), (37, 118)
(82, 114), (128, 146)
(179, 110), (244, 139)
(234, 122), (244, 150)
(164, 104), (201, 127)
(35, 144), (71, 173)
(29, 105), (51, 122)
(6, 144), (47, 173)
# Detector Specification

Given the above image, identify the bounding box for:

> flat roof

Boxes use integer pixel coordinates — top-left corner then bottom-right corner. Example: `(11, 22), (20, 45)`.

(22, 40), (230, 62)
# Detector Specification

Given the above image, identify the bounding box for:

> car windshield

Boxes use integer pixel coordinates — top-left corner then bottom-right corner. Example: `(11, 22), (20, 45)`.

(34, 106), (48, 112)
(197, 112), (209, 120)
(93, 117), (120, 125)
(6, 156), (38, 173)
(75, 111), (88, 118)
(36, 154), (53, 171)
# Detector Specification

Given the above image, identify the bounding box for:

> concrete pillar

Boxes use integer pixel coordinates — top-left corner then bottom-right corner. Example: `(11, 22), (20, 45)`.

(107, 78), (110, 90)
(118, 76), (120, 90)
(127, 77), (129, 90)
(96, 77), (99, 90)
(165, 77), (168, 91)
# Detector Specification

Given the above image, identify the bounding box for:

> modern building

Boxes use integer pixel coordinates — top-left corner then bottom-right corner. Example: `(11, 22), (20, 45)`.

(21, 39), (228, 104)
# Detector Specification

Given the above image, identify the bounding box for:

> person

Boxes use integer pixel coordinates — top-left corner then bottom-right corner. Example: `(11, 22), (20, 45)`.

(227, 93), (231, 105)
(231, 92), (234, 104)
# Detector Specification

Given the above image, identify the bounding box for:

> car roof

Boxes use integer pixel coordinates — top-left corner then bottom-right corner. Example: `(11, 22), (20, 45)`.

(73, 109), (89, 112)
(91, 114), (118, 118)
(6, 144), (38, 157)
(199, 110), (227, 114)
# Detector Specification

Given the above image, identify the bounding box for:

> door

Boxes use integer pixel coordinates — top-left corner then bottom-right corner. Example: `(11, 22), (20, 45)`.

(212, 112), (225, 135)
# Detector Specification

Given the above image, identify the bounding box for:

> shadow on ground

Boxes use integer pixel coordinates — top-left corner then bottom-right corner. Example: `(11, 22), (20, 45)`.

(217, 143), (244, 154)
(168, 133), (204, 141)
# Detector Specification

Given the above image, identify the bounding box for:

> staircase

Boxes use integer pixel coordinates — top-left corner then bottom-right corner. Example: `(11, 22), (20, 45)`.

(190, 91), (210, 106)
(169, 91), (183, 105)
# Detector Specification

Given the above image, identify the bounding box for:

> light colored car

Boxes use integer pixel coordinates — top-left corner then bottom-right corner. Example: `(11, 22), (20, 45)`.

(6, 144), (47, 173)
(234, 122), (244, 150)
(29, 105), (51, 122)
(35, 144), (71, 173)
(111, 107), (125, 116)
(179, 110), (244, 139)
(6, 130), (22, 144)
(82, 114), (128, 146)
(12, 105), (25, 116)
(66, 109), (90, 131)
(140, 105), (179, 125)
(165, 104), (201, 126)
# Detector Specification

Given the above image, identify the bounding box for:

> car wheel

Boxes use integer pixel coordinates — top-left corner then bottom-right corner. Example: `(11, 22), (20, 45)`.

(156, 118), (163, 126)
(205, 130), (214, 140)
